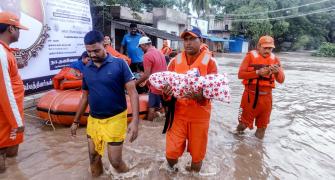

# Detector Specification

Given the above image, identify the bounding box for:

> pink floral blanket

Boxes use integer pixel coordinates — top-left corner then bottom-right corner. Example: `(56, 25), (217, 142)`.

(148, 68), (231, 103)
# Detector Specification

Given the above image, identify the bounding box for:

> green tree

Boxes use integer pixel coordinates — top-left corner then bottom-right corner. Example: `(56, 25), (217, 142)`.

(190, 0), (210, 17)
(90, 0), (335, 50)
(90, 0), (175, 12)
(175, 0), (191, 14)
(217, 0), (335, 50)
(142, 0), (176, 11)
(226, 1), (275, 47)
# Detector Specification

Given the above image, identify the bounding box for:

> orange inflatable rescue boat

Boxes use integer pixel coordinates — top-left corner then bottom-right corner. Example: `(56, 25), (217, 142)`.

(36, 89), (148, 125)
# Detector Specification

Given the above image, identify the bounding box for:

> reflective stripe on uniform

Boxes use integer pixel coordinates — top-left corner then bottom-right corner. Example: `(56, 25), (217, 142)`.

(201, 53), (211, 65)
(176, 52), (212, 65)
(250, 50), (258, 58)
(0, 45), (23, 127)
(270, 53), (275, 60)
(176, 54), (182, 64)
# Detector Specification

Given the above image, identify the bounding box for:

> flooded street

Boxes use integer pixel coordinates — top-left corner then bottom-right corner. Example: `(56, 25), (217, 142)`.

(1, 52), (334, 180)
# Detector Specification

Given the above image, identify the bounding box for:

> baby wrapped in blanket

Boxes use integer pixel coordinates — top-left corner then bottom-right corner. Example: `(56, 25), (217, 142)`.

(149, 68), (231, 103)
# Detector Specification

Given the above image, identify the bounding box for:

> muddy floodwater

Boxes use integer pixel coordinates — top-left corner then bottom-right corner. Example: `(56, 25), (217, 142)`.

(1, 52), (334, 180)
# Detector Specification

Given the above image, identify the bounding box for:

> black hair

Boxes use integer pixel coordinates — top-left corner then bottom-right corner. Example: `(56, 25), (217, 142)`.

(104, 35), (112, 42)
(84, 30), (104, 45)
(81, 51), (89, 58)
(0, 23), (9, 33)
(169, 51), (178, 58)
(130, 23), (137, 28)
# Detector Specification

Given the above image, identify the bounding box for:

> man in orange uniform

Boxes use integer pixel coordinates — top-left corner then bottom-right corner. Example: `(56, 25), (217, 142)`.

(200, 43), (209, 52)
(162, 26), (218, 172)
(160, 39), (172, 56)
(103, 35), (131, 65)
(236, 35), (285, 139)
(200, 43), (214, 57)
(0, 12), (28, 173)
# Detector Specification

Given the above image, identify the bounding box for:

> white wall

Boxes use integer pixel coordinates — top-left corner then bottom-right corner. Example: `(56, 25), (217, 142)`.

(156, 20), (180, 50)
(190, 18), (208, 35)
(242, 41), (249, 53)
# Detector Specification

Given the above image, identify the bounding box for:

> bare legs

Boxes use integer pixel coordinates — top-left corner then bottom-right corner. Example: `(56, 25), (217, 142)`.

(87, 137), (103, 177)
(236, 123), (266, 139)
(87, 136), (128, 177)
(107, 143), (129, 173)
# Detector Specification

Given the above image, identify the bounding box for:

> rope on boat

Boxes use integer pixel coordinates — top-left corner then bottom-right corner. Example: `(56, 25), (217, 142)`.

(46, 89), (77, 131)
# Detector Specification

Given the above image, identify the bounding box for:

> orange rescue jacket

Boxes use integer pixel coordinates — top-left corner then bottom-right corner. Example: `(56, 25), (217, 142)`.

(239, 50), (285, 108)
(172, 50), (215, 121)
(53, 67), (82, 90)
(105, 45), (131, 65)
(242, 50), (281, 88)
(161, 46), (172, 56)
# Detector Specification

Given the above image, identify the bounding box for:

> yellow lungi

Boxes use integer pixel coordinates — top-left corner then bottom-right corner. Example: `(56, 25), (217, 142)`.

(87, 110), (127, 155)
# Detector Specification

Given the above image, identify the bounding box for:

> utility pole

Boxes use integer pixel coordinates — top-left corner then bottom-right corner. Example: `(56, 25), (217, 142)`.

(103, 5), (105, 33)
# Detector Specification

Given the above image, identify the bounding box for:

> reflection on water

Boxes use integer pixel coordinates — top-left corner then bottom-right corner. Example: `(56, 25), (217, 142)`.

(0, 52), (334, 179)
(232, 139), (270, 180)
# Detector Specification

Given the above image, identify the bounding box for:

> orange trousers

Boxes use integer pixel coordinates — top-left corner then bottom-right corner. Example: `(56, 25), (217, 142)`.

(166, 117), (209, 163)
(0, 101), (24, 148)
(0, 122), (24, 148)
(239, 89), (272, 129)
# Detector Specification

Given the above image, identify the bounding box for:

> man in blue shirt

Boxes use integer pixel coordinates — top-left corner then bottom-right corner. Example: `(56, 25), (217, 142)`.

(120, 23), (145, 72)
(70, 30), (139, 177)
(69, 51), (89, 73)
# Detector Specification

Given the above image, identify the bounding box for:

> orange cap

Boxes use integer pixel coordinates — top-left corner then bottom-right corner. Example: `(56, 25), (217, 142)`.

(0, 12), (29, 30)
(258, 35), (275, 48)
